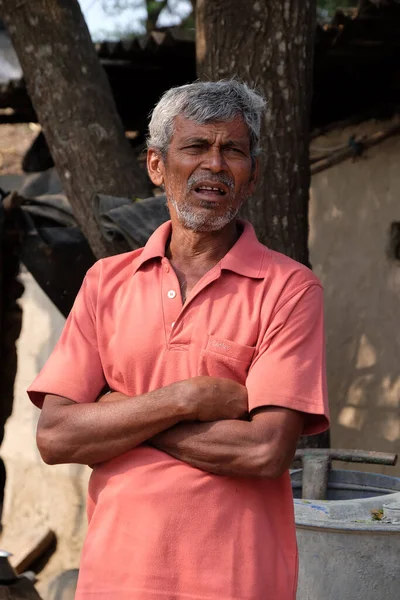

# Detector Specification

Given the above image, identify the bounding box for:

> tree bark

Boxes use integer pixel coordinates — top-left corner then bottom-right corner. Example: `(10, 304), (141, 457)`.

(0, 0), (152, 258)
(196, 0), (314, 265)
(196, 0), (329, 448)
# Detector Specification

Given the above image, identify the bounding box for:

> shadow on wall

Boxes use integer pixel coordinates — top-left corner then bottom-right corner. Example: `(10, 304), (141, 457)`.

(309, 121), (400, 476)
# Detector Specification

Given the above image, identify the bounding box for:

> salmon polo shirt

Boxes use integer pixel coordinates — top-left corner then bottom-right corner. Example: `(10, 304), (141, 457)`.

(28, 219), (329, 600)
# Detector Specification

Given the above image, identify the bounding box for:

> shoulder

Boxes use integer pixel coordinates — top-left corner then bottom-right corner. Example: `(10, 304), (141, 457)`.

(82, 248), (145, 304)
(87, 248), (144, 282)
(265, 248), (321, 287)
(238, 221), (321, 292)
(257, 246), (323, 314)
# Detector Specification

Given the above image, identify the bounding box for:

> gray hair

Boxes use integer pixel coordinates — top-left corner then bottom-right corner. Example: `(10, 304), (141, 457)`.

(147, 80), (266, 164)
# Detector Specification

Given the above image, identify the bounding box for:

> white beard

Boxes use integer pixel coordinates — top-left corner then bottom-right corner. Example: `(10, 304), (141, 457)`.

(168, 196), (243, 232)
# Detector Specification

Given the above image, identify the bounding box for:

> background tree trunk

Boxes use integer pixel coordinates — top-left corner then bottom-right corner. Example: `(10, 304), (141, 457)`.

(196, 0), (329, 448)
(196, 0), (314, 265)
(0, 0), (152, 258)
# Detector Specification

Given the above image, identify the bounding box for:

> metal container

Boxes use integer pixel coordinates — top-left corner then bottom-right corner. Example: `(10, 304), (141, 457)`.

(291, 468), (400, 600)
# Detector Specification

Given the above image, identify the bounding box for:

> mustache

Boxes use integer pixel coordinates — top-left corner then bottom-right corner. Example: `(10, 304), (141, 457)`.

(187, 172), (235, 193)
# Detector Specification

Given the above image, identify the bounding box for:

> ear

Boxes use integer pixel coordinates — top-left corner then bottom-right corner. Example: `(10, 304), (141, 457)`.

(248, 157), (259, 195)
(147, 148), (165, 187)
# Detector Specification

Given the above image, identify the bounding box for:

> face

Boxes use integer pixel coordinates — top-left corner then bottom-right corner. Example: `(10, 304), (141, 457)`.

(147, 115), (258, 232)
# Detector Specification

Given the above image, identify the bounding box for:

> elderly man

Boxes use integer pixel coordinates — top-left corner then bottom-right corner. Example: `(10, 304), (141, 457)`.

(28, 80), (329, 600)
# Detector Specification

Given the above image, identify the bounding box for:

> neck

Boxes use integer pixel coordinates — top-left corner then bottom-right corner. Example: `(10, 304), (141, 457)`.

(167, 218), (239, 268)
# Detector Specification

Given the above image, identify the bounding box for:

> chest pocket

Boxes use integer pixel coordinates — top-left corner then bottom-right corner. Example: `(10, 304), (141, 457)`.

(198, 334), (255, 384)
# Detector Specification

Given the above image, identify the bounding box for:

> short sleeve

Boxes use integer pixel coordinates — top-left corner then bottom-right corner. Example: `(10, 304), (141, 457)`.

(27, 263), (107, 408)
(246, 284), (329, 435)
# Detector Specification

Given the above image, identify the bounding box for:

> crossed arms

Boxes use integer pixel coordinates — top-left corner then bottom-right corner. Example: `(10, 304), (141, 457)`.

(37, 376), (304, 478)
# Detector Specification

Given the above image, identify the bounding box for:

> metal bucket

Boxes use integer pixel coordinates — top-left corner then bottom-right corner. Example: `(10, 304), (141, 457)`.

(291, 468), (400, 600)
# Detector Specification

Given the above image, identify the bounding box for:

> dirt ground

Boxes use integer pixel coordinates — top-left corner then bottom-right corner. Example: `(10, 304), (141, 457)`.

(0, 122), (38, 175)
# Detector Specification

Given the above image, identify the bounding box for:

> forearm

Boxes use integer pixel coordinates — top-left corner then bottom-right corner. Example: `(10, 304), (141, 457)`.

(151, 420), (270, 477)
(151, 408), (303, 478)
(37, 382), (193, 466)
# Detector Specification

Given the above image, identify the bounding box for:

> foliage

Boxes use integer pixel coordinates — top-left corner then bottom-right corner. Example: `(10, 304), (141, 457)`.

(99, 1), (359, 39)
(317, 0), (358, 20)
(101, 0), (194, 35)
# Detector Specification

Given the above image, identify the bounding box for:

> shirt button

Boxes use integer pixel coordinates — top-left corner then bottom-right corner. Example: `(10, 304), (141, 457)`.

(171, 321), (175, 328)
(167, 290), (176, 299)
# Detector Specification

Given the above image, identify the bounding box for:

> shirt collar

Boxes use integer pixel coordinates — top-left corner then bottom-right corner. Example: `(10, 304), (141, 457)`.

(131, 220), (171, 275)
(132, 219), (268, 279)
(220, 220), (267, 279)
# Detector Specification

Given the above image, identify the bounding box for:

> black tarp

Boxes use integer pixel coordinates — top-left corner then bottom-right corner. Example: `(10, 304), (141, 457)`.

(7, 171), (169, 316)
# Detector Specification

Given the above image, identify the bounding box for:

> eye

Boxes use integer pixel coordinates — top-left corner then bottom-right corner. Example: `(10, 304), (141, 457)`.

(182, 144), (207, 153)
(226, 147), (244, 155)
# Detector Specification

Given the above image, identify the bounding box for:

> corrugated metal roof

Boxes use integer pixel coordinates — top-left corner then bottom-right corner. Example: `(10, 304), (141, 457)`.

(95, 29), (194, 58)
(0, 28), (195, 108)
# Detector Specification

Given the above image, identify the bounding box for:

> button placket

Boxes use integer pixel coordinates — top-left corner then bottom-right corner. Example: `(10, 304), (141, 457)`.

(161, 260), (181, 342)
(162, 260), (221, 346)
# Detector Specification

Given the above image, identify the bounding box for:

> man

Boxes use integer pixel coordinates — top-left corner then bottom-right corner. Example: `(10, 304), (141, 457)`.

(28, 80), (329, 600)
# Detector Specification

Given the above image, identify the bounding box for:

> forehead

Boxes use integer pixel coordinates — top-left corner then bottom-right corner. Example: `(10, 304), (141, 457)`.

(171, 115), (250, 145)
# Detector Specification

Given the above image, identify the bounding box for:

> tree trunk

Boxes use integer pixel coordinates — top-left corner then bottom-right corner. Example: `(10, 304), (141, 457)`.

(196, 0), (329, 448)
(0, 0), (152, 258)
(196, 0), (314, 265)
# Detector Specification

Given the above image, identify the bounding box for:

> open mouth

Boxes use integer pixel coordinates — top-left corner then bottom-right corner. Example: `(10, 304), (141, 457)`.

(193, 184), (227, 198)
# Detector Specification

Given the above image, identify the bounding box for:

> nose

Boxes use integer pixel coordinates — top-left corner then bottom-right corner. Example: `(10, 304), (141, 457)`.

(202, 146), (226, 173)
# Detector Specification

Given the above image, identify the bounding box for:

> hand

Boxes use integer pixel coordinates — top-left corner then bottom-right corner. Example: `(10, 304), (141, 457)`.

(187, 376), (248, 422)
(96, 389), (116, 403)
